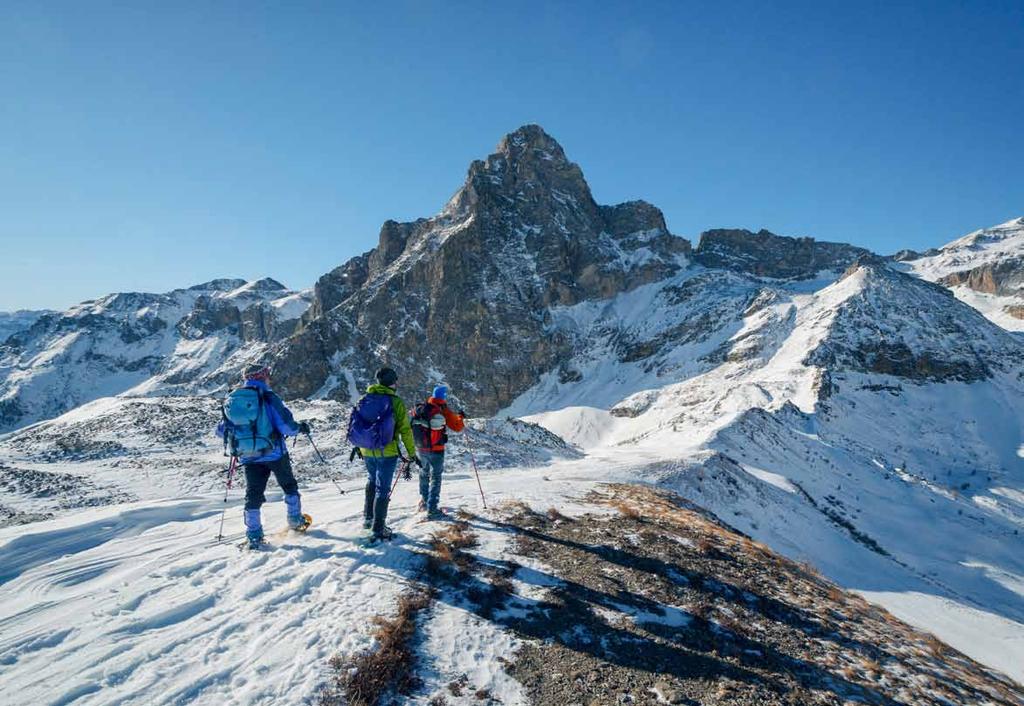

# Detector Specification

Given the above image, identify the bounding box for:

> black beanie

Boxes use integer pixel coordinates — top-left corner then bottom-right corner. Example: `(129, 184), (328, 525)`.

(375, 367), (398, 387)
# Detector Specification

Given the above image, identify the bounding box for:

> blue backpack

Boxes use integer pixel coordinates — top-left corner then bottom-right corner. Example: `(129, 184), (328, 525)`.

(347, 393), (395, 450)
(222, 387), (276, 457)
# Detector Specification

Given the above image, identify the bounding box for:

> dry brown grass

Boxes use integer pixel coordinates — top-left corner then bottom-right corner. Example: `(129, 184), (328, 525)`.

(924, 634), (947, 659)
(495, 499), (534, 515)
(695, 536), (716, 555)
(546, 507), (571, 522)
(320, 589), (434, 706)
(861, 656), (882, 680)
(609, 499), (643, 521)
(426, 522), (479, 575)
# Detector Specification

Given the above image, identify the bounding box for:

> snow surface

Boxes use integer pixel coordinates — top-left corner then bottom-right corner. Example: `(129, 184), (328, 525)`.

(1, 446), (1021, 705)
(0, 453), (630, 706)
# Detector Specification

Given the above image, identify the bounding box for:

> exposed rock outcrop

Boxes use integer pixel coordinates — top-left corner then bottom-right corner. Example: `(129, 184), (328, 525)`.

(938, 257), (1024, 296)
(694, 228), (875, 279)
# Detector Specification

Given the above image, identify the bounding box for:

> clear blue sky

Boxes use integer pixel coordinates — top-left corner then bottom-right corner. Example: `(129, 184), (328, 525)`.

(1, 1), (1022, 311)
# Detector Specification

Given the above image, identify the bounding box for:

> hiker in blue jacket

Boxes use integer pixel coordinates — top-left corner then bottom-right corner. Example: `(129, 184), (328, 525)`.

(217, 364), (311, 547)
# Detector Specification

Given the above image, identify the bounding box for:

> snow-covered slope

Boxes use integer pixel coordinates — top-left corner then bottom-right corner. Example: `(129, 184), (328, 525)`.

(508, 258), (1024, 682)
(0, 310), (53, 344)
(0, 280), (312, 432)
(900, 217), (1024, 332)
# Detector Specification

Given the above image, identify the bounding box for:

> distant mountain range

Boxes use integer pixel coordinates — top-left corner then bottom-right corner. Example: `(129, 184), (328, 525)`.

(2, 125), (1019, 434)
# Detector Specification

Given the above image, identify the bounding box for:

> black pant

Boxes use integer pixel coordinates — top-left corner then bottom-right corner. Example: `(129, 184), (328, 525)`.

(244, 456), (299, 510)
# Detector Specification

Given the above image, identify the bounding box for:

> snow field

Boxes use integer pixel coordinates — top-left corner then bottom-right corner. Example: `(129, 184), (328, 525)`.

(0, 454), (616, 706)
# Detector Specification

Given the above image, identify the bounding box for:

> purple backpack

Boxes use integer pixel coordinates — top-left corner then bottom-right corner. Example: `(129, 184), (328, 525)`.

(347, 393), (396, 450)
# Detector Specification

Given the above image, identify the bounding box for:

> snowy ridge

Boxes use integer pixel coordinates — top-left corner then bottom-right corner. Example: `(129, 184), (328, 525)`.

(506, 254), (1024, 679)
(0, 280), (313, 432)
(901, 217), (1024, 332)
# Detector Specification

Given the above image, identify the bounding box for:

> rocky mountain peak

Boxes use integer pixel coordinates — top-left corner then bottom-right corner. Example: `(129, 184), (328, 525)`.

(694, 228), (876, 279)
(273, 125), (691, 411)
(494, 123), (572, 166)
(188, 278), (247, 292)
(447, 124), (592, 220)
(244, 277), (287, 292)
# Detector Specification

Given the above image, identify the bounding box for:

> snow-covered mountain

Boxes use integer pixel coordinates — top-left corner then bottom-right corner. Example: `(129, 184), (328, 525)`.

(0, 279), (312, 432)
(1, 125), (1023, 700)
(0, 310), (53, 344)
(898, 217), (1024, 332)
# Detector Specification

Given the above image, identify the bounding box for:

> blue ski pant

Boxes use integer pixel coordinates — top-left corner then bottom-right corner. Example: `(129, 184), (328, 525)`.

(363, 454), (398, 535)
(418, 451), (445, 511)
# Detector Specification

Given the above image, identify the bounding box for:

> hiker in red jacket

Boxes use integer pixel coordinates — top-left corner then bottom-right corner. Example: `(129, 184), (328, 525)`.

(411, 385), (465, 519)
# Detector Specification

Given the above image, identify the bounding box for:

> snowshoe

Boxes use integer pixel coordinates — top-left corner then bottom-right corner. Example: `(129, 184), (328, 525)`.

(241, 530), (267, 551)
(288, 513), (313, 532)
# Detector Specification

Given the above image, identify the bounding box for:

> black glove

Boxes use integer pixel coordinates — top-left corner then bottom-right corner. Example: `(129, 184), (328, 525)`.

(297, 421), (311, 435)
(413, 456), (424, 469)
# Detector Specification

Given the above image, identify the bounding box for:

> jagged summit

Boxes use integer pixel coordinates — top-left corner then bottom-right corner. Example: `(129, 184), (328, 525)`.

(901, 216), (1024, 328)
(274, 125), (690, 409)
(494, 123), (572, 165)
(188, 278), (248, 292)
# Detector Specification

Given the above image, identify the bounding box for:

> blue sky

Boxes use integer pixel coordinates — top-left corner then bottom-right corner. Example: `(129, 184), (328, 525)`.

(1, 1), (1022, 311)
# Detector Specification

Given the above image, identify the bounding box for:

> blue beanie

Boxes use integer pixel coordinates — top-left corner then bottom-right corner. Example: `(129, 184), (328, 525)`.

(432, 385), (448, 400)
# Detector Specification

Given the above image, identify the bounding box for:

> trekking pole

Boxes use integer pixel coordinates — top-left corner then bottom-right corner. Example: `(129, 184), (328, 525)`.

(216, 456), (238, 542)
(304, 431), (346, 495)
(465, 428), (487, 509)
(389, 457), (411, 501)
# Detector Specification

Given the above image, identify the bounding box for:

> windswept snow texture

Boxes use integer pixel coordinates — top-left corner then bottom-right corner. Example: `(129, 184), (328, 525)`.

(0, 456), (611, 706)
(0, 280), (312, 433)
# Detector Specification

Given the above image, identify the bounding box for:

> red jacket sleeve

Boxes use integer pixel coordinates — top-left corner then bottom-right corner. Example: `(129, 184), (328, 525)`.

(442, 405), (465, 432)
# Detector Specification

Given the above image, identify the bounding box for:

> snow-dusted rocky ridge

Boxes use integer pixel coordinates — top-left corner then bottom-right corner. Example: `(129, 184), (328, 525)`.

(0, 279), (312, 432)
(899, 217), (1024, 332)
(0, 310), (53, 345)
(0, 126), (1023, 701)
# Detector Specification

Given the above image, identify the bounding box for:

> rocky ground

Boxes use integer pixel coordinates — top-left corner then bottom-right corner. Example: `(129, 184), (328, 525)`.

(323, 484), (1023, 706)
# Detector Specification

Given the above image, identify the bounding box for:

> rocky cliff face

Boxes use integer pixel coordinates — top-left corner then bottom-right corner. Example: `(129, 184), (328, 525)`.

(693, 228), (874, 279)
(937, 257), (1024, 296)
(271, 125), (691, 412)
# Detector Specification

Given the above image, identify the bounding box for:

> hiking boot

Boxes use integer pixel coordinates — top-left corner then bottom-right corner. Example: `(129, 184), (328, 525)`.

(417, 499), (427, 512)
(245, 529), (265, 550)
(363, 517), (373, 530)
(426, 508), (444, 520)
(288, 513), (311, 531)
(374, 526), (394, 542)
